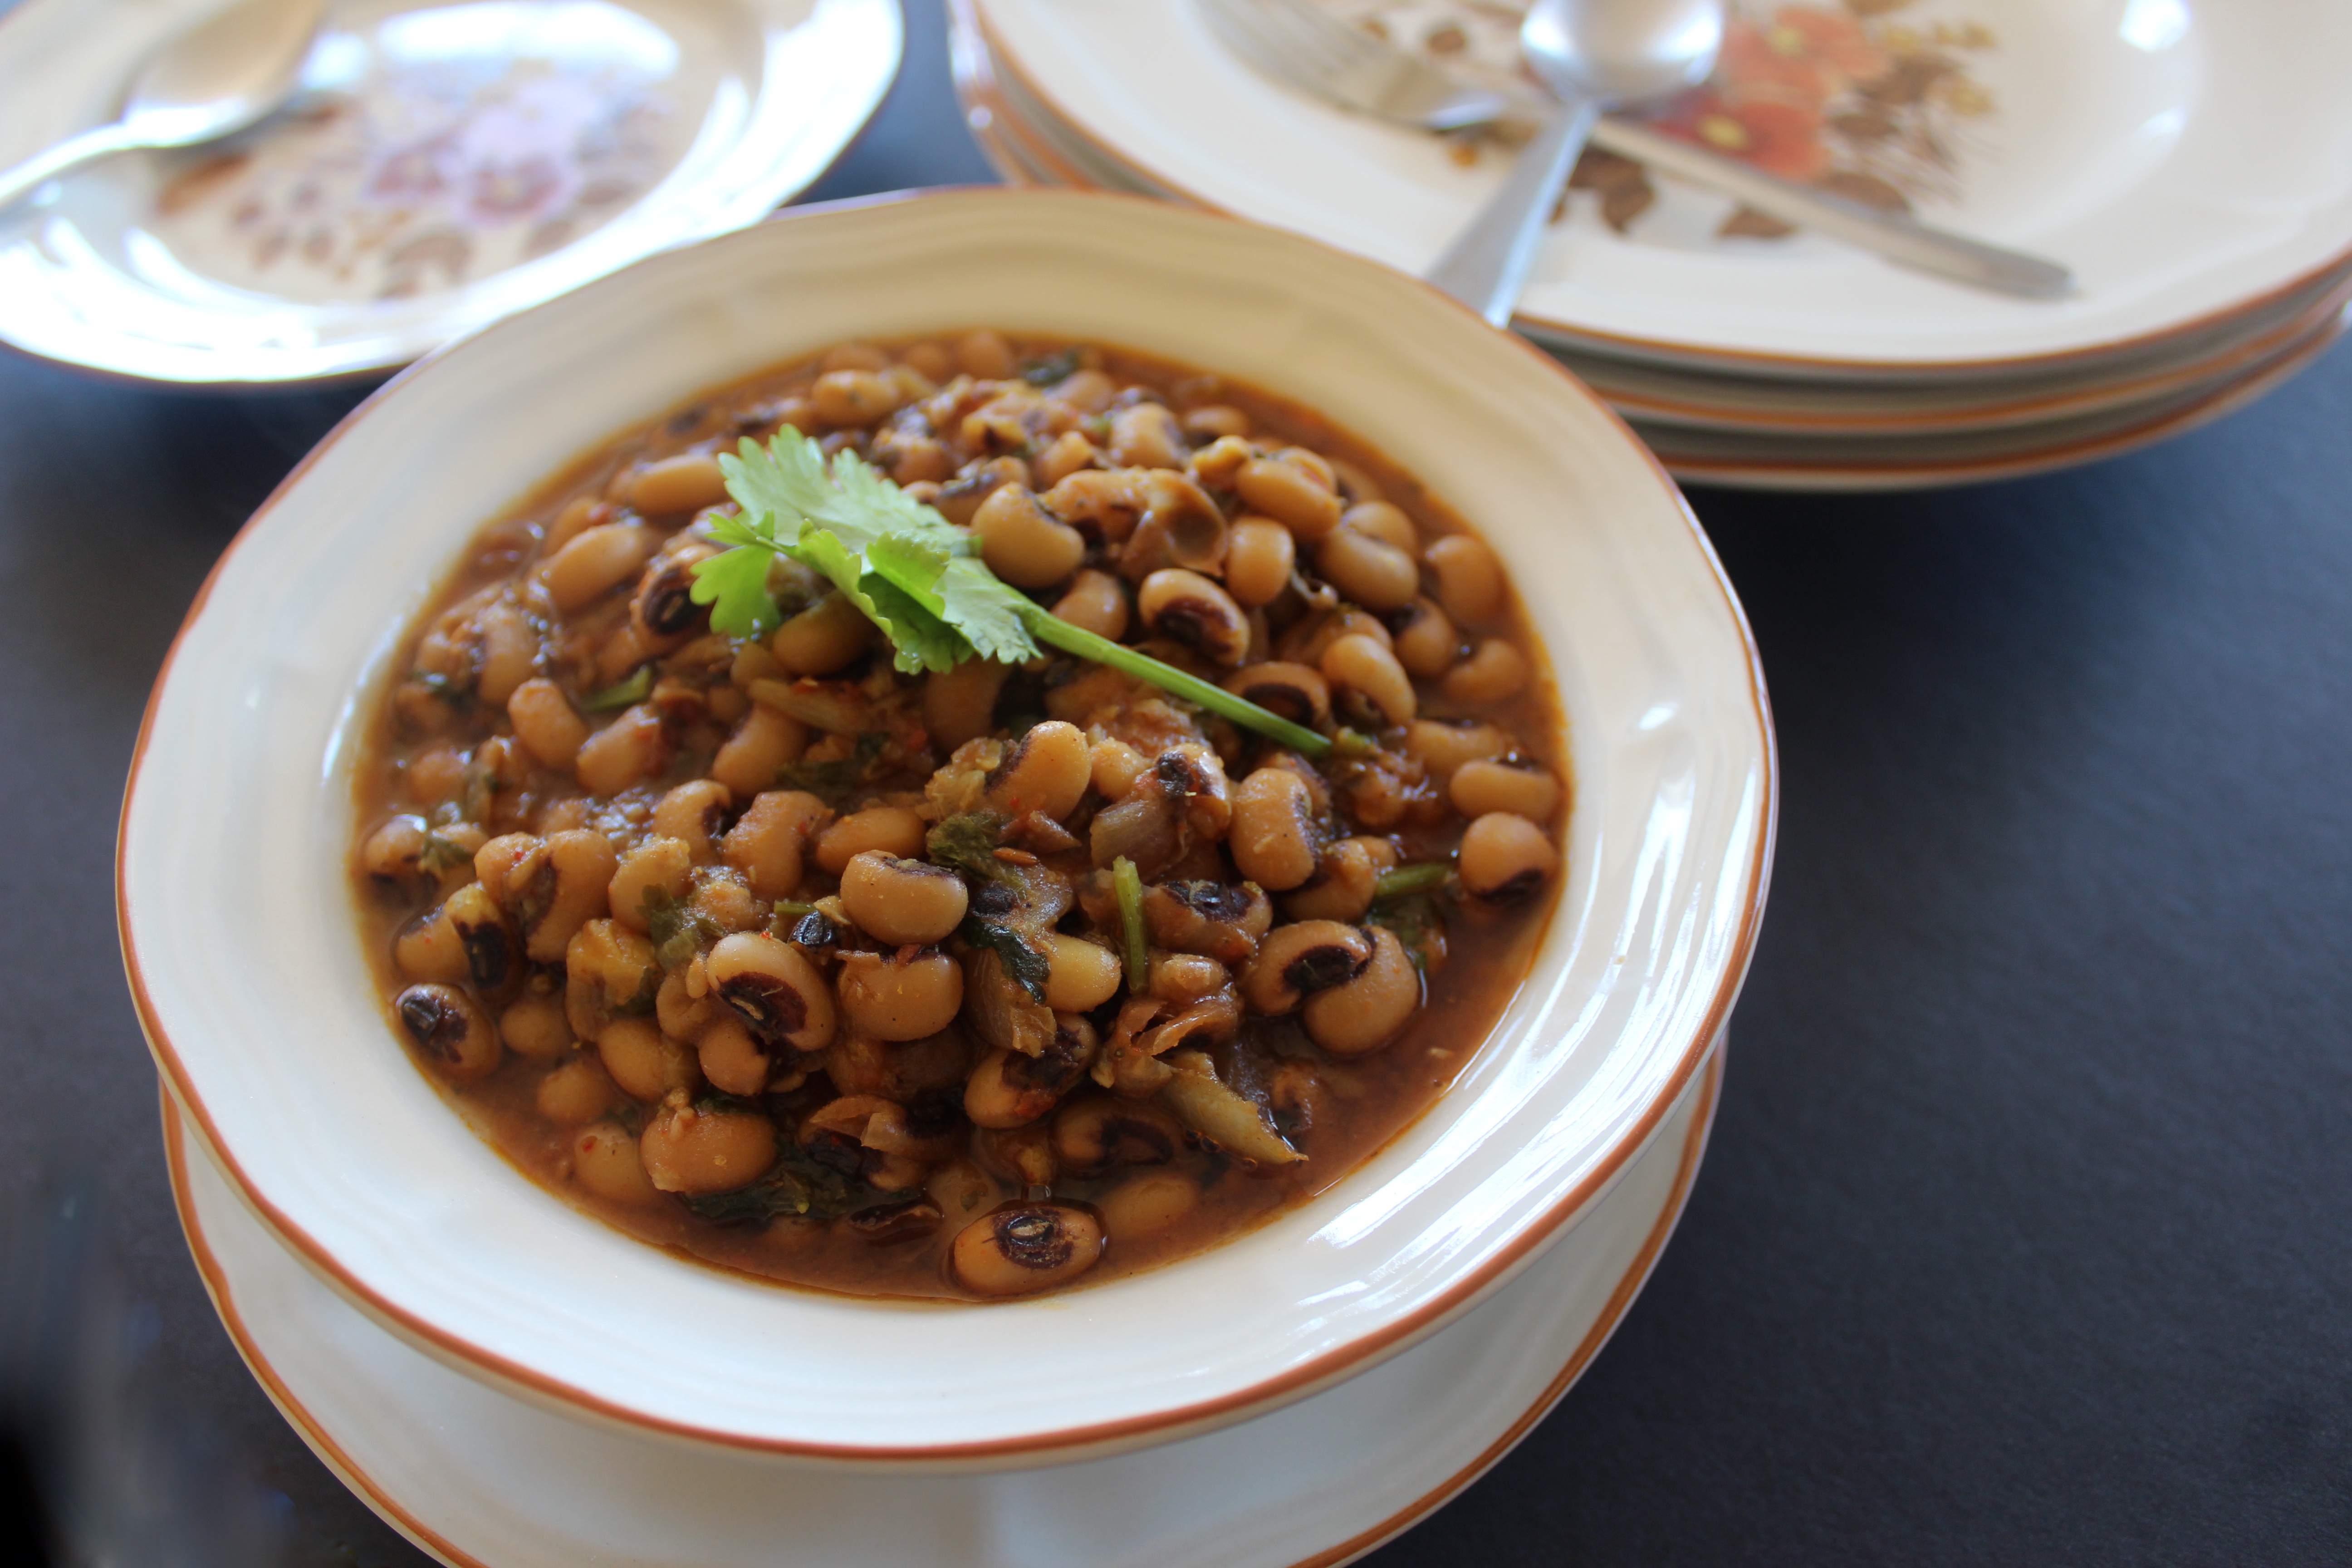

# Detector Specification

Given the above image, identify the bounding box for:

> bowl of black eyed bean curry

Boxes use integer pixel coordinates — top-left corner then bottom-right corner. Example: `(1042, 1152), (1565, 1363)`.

(121, 189), (1773, 1464)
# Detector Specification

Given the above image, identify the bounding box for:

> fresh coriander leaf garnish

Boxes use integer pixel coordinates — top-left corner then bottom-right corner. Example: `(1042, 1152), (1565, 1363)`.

(678, 1144), (898, 1226)
(641, 886), (722, 972)
(926, 811), (1009, 883)
(688, 427), (1332, 757)
(1019, 348), (1083, 387)
(1369, 892), (1447, 974)
(773, 732), (888, 806)
(581, 666), (653, 712)
(958, 914), (1051, 1003)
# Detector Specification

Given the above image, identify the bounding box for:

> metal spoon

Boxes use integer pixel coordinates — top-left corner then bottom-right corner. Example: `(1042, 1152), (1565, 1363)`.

(1426, 0), (1723, 326)
(0, 0), (328, 216)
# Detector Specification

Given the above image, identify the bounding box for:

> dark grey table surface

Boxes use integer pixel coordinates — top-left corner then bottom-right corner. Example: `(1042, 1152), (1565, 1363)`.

(5, 3), (2349, 1563)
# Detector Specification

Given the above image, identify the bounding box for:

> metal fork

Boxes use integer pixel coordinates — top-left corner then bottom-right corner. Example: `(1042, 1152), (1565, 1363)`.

(1194, 0), (2073, 300)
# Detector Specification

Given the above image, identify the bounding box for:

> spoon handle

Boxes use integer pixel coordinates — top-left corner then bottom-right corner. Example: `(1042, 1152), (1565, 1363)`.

(1426, 94), (1600, 328)
(1589, 118), (2073, 300)
(0, 122), (146, 215)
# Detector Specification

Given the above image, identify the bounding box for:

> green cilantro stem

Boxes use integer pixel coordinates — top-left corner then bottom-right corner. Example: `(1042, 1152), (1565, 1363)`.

(1021, 608), (1331, 759)
(581, 666), (653, 712)
(1373, 862), (1450, 902)
(1112, 855), (1148, 993)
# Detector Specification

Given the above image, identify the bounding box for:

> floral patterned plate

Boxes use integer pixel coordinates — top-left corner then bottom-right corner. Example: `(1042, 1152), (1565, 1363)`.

(0, 0), (902, 385)
(966, 0), (2352, 378)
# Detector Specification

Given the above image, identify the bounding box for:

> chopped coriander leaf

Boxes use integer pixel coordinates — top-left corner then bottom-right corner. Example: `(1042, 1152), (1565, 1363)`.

(581, 666), (654, 711)
(927, 811), (1009, 882)
(774, 732), (887, 806)
(678, 1144), (898, 1225)
(1372, 863), (1449, 902)
(1112, 856), (1148, 993)
(641, 887), (722, 972)
(1019, 347), (1083, 387)
(960, 915), (1051, 1003)
(1369, 893), (1447, 974)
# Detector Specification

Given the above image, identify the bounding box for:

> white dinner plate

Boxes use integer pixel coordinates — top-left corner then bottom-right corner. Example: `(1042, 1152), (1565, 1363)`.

(0, 0), (901, 384)
(968, 0), (2352, 378)
(166, 1043), (1724, 1568)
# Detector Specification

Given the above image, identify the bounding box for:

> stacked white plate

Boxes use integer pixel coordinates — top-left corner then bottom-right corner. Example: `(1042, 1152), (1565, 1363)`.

(950, 0), (2352, 489)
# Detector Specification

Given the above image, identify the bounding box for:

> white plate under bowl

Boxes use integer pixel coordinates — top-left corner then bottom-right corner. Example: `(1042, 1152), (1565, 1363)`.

(0, 0), (901, 385)
(970, 0), (2352, 378)
(119, 186), (1773, 1468)
(163, 1044), (1728, 1568)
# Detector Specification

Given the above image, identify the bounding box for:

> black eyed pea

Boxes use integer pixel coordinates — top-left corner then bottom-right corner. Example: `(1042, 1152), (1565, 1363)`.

(473, 600), (538, 709)
(710, 701), (808, 800)
(1137, 569), (1250, 666)
(571, 1122), (661, 1205)
(361, 813), (432, 888)
(811, 368), (902, 426)
(963, 1042), (1093, 1131)
(982, 720), (1092, 822)
(723, 789), (827, 901)
(696, 1014), (772, 1098)
(1090, 736), (1149, 802)
(1049, 568), (1130, 643)
(1222, 661), (1330, 730)
(1316, 524), (1421, 612)
(814, 804), (929, 877)
(958, 328), (1019, 378)
(1097, 1171), (1200, 1241)
(1340, 500), (1419, 554)
(1223, 517), (1297, 608)
(1186, 433), (1254, 490)
(1393, 598), (1465, 681)
(395, 984), (500, 1082)
(837, 949), (965, 1042)
(1179, 404), (1250, 441)
(525, 830), (620, 964)
(706, 931), (838, 1053)
(688, 868), (764, 934)
(1234, 453), (1343, 541)
(1147, 952), (1230, 1005)
(500, 990), (574, 1061)
(1425, 534), (1507, 627)
(624, 452), (730, 516)
(1458, 812), (1561, 903)
(536, 1055), (621, 1124)
(948, 1202), (1105, 1297)
(973, 485), (1087, 589)
(840, 852), (970, 946)
(608, 836), (694, 933)
(392, 905), (472, 986)
(541, 522), (659, 614)
(655, 967), (720, 1040)
(1053, 1096), (1184, 1173)
(574, 702), (670, 797)
(771, 593), (877, 676)
(899, 340), (956, 382)
(1282, 837), (1387, 924)
(1240, 921), (1373, 1014)
(440, 882), (519, 995)
(1450, 759), (1563, 822)
(1033, 430), (1100, 489)
(1441, 638), (1532, 706)
(507, 678), (589, 770)
(1228, 767), (1320, 892)
(1109, 402), (1188, 470)
(652, 779), (734, 862)
(921, 658), (1013, 754)
(1402, 719), (1509, 788)
(632, 545), (718, 639)
(1039, 933), (1122, 1011)
(640, 1099), (778, 1195)
(1302, 926), (1421, 1056)
(564, 919), (659, 1042)
(596, 1017), (700, 1102)
(1320, 633), (1416, 728)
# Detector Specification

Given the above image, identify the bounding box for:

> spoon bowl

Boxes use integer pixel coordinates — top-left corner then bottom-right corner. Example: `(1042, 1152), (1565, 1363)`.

(0, 0), (327, 214)
(1426, 0), (1725, 325)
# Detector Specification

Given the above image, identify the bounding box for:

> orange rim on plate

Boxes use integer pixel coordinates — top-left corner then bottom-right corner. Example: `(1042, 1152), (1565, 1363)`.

(118, 184), (1776, 1463)
(163, 1046), (1727, 1568)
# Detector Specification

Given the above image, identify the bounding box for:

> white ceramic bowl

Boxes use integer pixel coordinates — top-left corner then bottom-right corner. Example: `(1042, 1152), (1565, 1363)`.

(119, 188), (1774, 1469)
